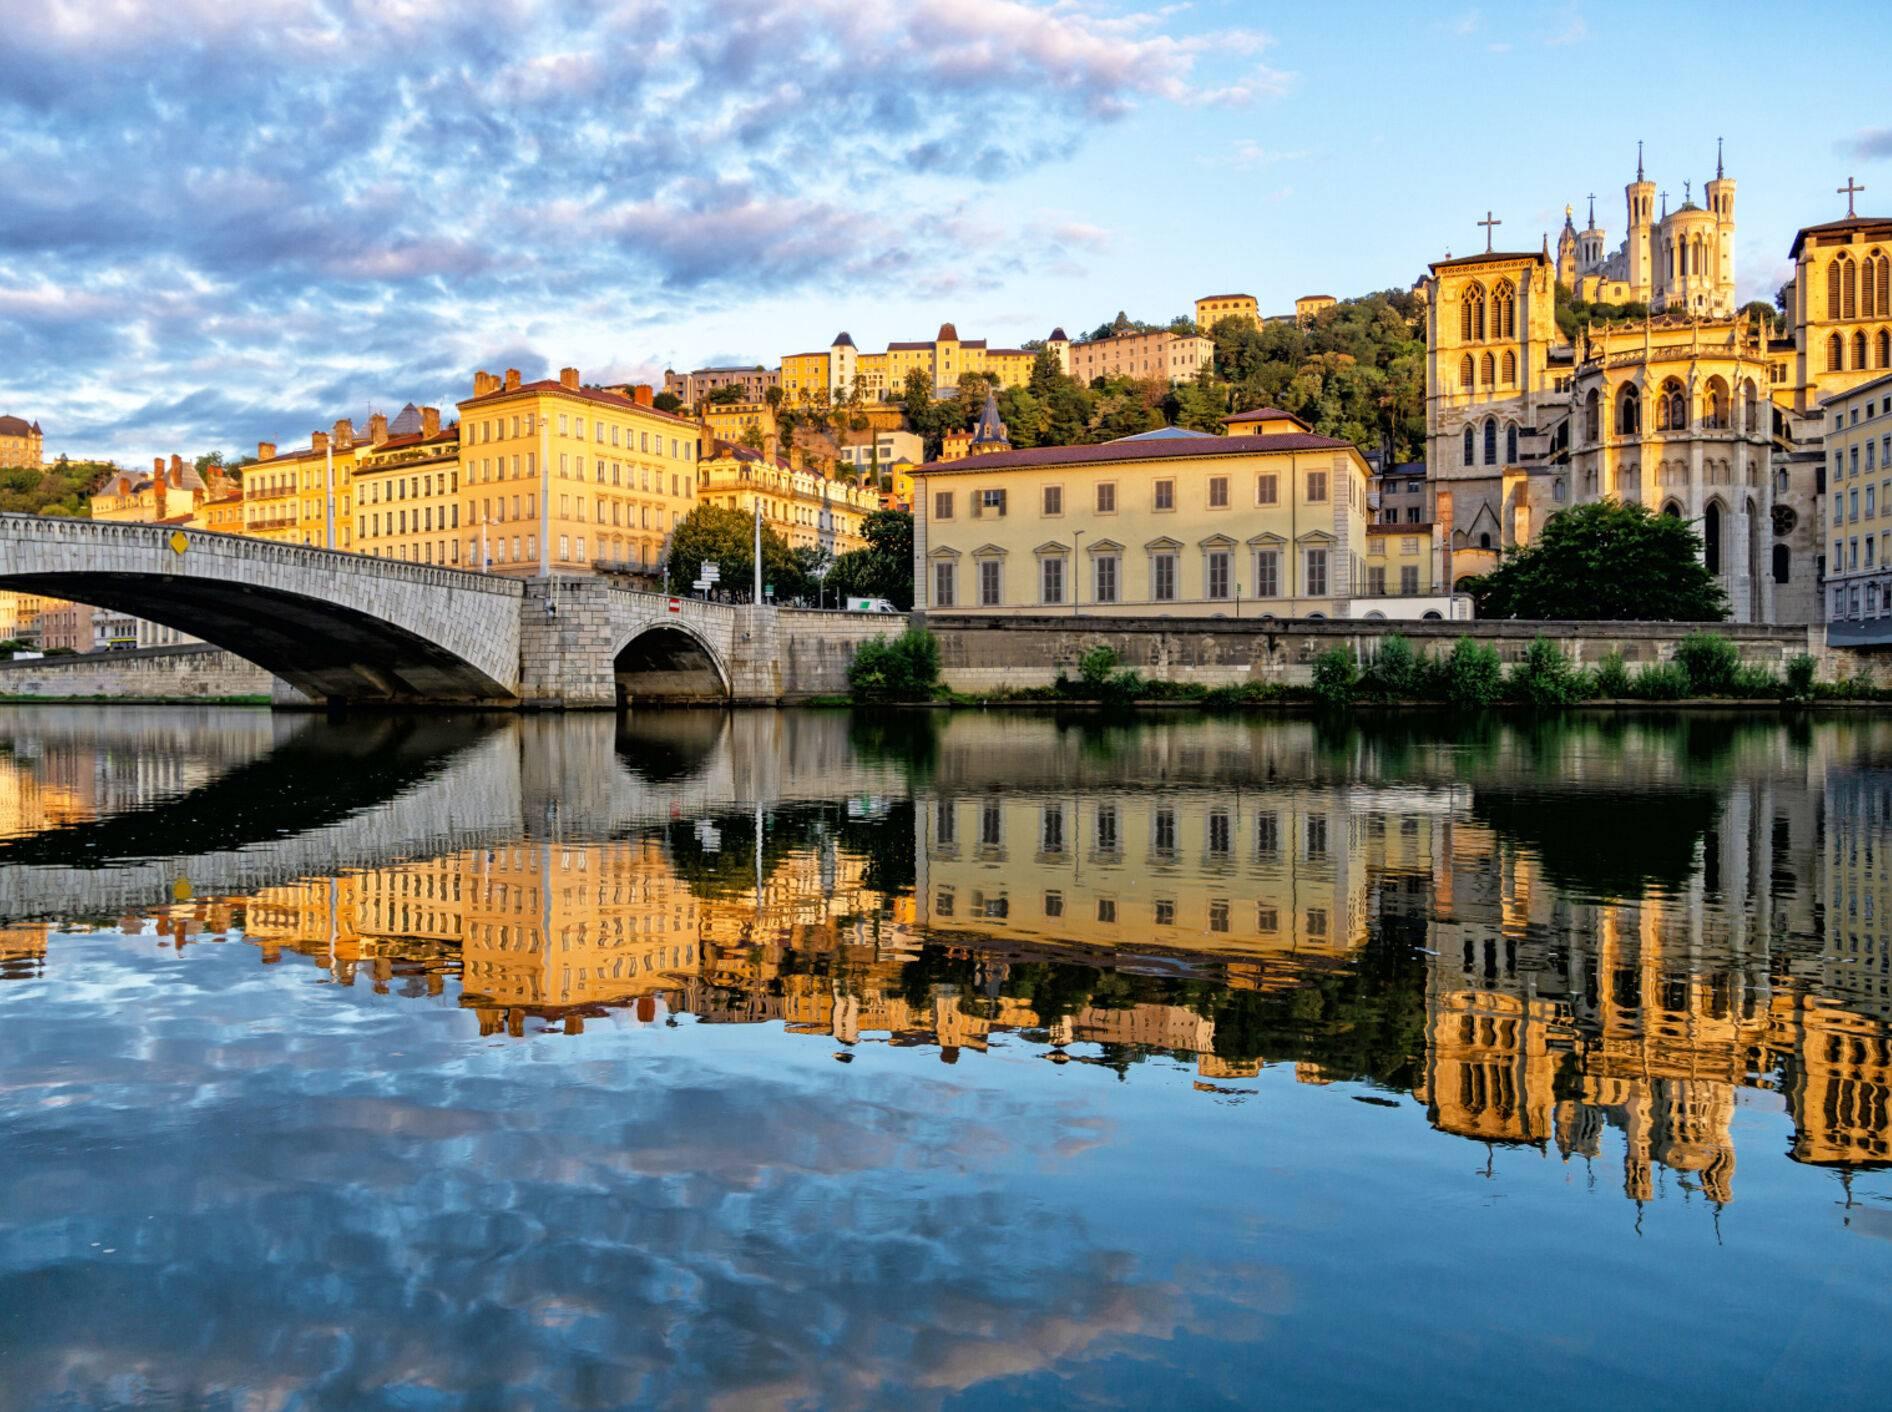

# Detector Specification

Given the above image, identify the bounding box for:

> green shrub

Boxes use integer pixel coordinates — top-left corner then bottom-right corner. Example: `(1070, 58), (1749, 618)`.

(1729, 664), (1783, 699)
(1674, 631), (1740, 695)
(1444, 637), (1503, 708)
(847, 628), (941, 701)
(1593, 650), (1631, 699)
(1312, 647), (1358, 705)
(1077, 644), (1120, 689)
(1785, 653), (1817, 698)
(1362, 634), (1420, 698)
(1629, 661), (1690, 700)
(1509, 637), (1582, 706)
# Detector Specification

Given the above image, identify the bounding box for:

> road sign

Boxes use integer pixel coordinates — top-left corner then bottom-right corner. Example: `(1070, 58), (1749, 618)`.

(701, 562), (721, 582)
(168, 531), (188, 554)
(667, 597), (681, 614)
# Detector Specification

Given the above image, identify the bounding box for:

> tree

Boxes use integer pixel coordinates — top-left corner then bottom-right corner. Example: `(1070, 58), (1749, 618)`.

(822, 508), (915, 610)
(665, 504), (803, 601)
(706, 384), (748, 405)
(653, 391), (684, 414)
(1467, 499), (1730, 622)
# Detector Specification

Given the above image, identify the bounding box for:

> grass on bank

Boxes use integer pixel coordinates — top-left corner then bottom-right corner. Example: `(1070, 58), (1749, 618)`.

(844, 628), (1864, 708)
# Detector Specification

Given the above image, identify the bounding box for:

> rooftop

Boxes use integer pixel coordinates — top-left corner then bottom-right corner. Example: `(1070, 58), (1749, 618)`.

(923, 431), (1356, 476)
(459, 378), (699, 429)
(1789, 214), (1892, 257)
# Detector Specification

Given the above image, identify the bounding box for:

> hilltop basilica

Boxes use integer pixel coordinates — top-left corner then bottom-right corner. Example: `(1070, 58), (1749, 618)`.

(1421, 145), (1892, 625)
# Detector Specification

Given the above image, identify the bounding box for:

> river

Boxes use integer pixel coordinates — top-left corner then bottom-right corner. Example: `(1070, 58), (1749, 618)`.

(0, 705), (1889, 1408)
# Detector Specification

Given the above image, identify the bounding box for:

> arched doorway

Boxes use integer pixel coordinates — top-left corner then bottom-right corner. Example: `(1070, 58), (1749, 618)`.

(1703, 502), (1722, 577)
(614, 626), (729, 705)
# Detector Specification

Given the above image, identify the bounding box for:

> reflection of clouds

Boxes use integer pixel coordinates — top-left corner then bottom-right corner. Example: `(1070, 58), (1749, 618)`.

(0, 942), (1198, 1409)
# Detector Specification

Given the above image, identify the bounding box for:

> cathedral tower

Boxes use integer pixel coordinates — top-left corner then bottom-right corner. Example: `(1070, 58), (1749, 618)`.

(1625, 142), (1657, 303)
(1703, 138), (1737, 309)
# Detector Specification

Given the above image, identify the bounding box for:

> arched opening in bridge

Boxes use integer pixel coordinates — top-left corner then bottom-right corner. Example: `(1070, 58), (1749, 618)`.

(614, 626), (728, 705)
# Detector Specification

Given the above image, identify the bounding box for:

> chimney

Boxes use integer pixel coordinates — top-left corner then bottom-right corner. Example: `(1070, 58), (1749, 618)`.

(152, 456), (165, 478)
(332, 418), (354, 449)
(258, 441), (276, 462)
(369, 412), (389, 445)
(153, 470), (167, 520)
(311, 430), (329, 453)
(504, 368), (521, 392)
(473, 370), (496, 397)
(632, 384), (653, 407)
(169, 454), (186, 487)
(559, 366), (580, 390)
(421, 406), (441, 438)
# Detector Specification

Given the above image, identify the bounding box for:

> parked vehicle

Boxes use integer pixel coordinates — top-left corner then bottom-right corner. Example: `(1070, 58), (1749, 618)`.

(846, 597), (899, 614)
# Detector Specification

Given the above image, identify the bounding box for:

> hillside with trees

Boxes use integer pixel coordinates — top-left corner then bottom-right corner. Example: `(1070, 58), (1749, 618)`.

(0, 457), (117, 517)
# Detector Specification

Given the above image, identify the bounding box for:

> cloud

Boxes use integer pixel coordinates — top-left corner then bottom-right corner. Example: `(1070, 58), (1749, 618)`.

(1840, 128), (1892, 161)
(1544, 6), (1587, 45)
(0, 0), (1284, 460)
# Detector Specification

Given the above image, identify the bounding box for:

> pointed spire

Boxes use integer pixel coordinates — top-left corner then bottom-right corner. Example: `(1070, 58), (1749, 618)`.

(1637, 139), (1644, 182)
(1716, 136), (1724, 180)
(1587, 192), (1596, 227)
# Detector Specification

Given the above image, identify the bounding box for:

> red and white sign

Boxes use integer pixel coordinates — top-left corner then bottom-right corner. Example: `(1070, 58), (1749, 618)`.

(667, 597), (681, 613)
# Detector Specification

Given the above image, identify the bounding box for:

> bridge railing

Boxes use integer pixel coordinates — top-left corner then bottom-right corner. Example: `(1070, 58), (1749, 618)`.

(0, 513), (525, 598)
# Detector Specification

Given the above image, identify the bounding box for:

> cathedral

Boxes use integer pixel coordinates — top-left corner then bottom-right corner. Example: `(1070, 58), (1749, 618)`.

(1424, 146), (1892, 625)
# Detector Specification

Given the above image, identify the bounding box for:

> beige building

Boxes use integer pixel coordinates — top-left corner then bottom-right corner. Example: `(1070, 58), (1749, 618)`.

(1295, 295), (1337, 325)
(837, 428), (923, 480)
(1051, 326), (1213, 385)
(1820, 370), (1892, 636)
(1194, 293), (1259, 330)
(354, 412), (462, 567)
(0, 414), (43, 468)
(913, 422), (1372, 617)
(784, 326), (1035, 403)
(1779, 210), (1892, 415)
(662, 365), (778, 407)
(90, 455), (233, 525)
(696, 443), (875, 558)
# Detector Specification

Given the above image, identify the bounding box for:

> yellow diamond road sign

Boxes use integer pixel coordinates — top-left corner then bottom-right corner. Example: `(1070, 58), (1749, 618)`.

(169, 531), (189, 554)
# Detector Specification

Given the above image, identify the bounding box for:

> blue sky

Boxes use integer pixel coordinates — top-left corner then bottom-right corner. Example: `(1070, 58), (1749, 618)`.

(2, 0), (1888, 463)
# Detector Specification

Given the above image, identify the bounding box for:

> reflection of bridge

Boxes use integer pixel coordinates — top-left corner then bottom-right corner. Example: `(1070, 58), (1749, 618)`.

(0, 515), (889, 707)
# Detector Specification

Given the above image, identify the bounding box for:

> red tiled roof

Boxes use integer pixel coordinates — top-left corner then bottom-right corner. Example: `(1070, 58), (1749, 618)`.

(458, 379), (700, 429)
(0, 414), (37, 437)
(921, 432), (1357, 476)
(1224, 406), (1309, 428)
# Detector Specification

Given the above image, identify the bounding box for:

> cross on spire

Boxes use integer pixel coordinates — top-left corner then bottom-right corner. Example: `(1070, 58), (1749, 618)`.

(1659, 189), (1668, 217)
(1477, 210), (1502, 252)
(1586, 192), (1596, 226)
(1839, 176), (1866, 218)
(1637, 140), (1644, 182)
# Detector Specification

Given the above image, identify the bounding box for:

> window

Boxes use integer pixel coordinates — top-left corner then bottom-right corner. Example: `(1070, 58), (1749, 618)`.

(1096, 804), (1119, 853)
(1254, 548), (1279, 597)
(1154, 478), (1175, 511)
(1257, 905), (1278, 932)
(1042, 485), (1062, 516)
(1617, 386), (1640, 435)
(1044, 891), (1063, 918)
(1480, 351), (1494, 386)
(1208, 476), (1229, 508)
(1208, 810), (1231, 855)
(1501, 349), (1517, 384)
(933, 560), (956, 607)
(1463, 425), (1475, 466)
(1207, 550), (1231, 600)
(975, 488), (1006, 517)
(1460, 283), (1485, 342)
(1154, 899), (1175, 927)
(931, 490), (954, 521)
(1305, 547), (1329, 596)
(1153, 808), (1177, 854)
(1041, 805), (1065, 854)
(1152, 552), (1178, 601)
(1401, 564), (1420, 595)
(1097, 898), (1117, 924)
(1257, 473), (1279, 505)
(1307, 470), (1328, 502)
(1094, 554), (1119, 604)
(1506, 423), (1518, 463)
(1306, 907), (1328, 938)
(1460, 353), (1474, 391)
(1367, 565), (1386, 596)
(1096, 482), (1117, 513)
(1040, 556), (1064, 605)
(1483, 418), (1497, 465)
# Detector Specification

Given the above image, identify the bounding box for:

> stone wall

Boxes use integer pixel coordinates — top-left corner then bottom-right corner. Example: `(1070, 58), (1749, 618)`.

(0, 645), (290, 700)
(919, 612), (1827, 691)
(773, 609), (908, 698)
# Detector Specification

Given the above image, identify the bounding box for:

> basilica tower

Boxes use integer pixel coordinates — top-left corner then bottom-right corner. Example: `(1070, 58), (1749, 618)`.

(1625, 142), (1657, 303)
(1704, 138), (1737, 308)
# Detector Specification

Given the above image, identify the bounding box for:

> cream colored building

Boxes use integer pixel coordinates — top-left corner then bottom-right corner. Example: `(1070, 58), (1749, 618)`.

(784, 326), (1036, 403)
(0, 414), (43, 468)
(696, 443), (875, 557)
(354, 412), (462, 567)
(90, 456), (233, 525)
(915, 425), (1372, 617)
(1051, 327), (1213, 385)
(1820, 370), (1892, 634)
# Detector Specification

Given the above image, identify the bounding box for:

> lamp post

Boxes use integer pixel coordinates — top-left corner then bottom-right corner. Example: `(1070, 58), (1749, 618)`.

(1072, 529), (1084, 617)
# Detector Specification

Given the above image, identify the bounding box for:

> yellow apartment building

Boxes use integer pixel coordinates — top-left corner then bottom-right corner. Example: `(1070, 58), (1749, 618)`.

(90, 455), (232, 524)
(354, 410), (461, 566)
(1295, 294), (1338, 324)
(696, 443), (876, 556)
(914, 426), (1373, 616)
(241, 415), (369, 549)
(1820, 369), (1892, 632)
(700, 400), (779, 455)
(783, 326), (1036, 403)
(456, 367), (701, 578)
(1194, 293), (1259, 330)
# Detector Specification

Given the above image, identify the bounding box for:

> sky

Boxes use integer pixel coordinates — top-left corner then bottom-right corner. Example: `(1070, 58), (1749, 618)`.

(3, 0), (1889, 464)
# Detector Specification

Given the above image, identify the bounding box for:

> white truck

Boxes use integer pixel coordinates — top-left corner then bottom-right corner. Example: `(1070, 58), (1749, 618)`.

(846, 597), (899, 614)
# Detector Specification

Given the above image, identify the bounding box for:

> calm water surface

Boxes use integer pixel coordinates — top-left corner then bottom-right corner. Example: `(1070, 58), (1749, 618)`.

(1, 705), (1890, 1409)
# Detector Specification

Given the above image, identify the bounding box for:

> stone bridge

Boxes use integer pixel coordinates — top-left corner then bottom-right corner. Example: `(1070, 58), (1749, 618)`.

(0, 515), (896, 707)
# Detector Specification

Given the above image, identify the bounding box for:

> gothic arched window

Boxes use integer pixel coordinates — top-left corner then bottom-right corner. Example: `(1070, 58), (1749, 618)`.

(1493, 280), (1517, 339)
(1657, 379), (1687, 431)
(1879, 329), (1891, 370)
(1703, 377), (1729, 429)
(1617, 385), (1640, 436)
(1830, 256), (1848, 320)
(1483, 418), (1498, 466)
(1855, 331), (1869, 371)
(1844, 255), (1859, 320)
(1461, 283), (1486, 342)
(1830, 332), (1845, 371)
(1502, 350), (1517, 384)
(1480, 352), (1495, 386)
(1584, 388), (1600, 442)
(1463, 425), (1475, 466)
(1874, 251), (1891, 317)
(1506, 422), (1518, 463)
(1460, 353), (1474, 390)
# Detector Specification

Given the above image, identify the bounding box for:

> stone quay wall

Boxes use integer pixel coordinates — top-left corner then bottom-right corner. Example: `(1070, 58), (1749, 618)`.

(0, 645), (286, 700)
(918, 613), (1831, 691)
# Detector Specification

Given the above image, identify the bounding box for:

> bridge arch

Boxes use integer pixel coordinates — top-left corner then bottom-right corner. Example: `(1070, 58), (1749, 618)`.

(0, 516), (522, 704)
(612, 622), (730, 704)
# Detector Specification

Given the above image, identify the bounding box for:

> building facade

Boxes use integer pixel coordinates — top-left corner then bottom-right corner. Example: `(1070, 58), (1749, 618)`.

(696, 444), (875, 559)
(662, 366), (779, 407)
(0, 415), (43, 468)
(784, 326), (1035, 403)
(353, 411), (462, 567)
(1195, 293), (1260, 330)
(1821, 371), (1892, 637)
(913, 425), (1371, 617)
(1052, 327), (1214, 386)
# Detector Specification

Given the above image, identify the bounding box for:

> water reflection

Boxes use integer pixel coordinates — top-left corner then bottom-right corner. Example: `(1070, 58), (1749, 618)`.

(4, 708), (1892, 1405)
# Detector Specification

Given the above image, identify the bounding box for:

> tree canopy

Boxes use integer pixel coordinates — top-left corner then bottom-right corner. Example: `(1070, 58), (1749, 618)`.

(822, 509), (915, 610)
(665, 504), (805, 602)
(0, 458), (115, 517)
(1467, 499), (1730, 621)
